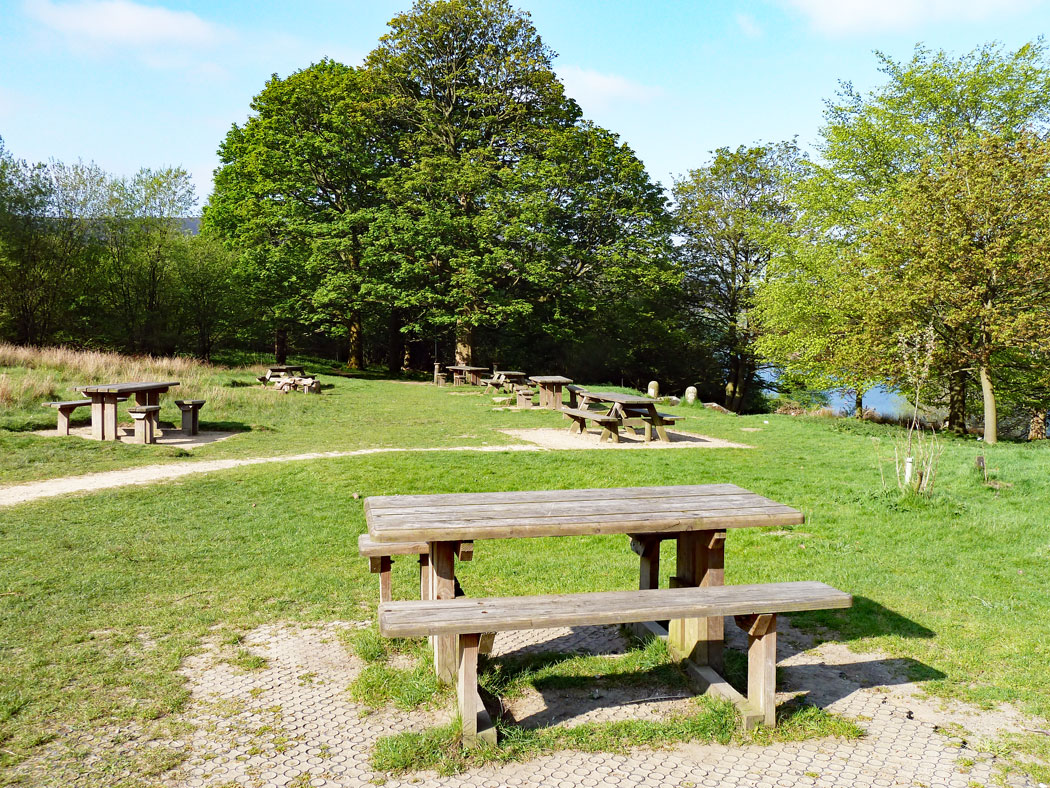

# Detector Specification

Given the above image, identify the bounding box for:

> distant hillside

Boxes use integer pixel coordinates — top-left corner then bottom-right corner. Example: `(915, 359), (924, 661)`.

(179, 217), (201, 235)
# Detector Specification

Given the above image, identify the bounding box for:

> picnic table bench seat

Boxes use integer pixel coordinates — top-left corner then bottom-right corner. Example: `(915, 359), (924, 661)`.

(560, 406), (621, 442)
(380, 580), (852, 746)
(128, 405), (161, 444)
(42, 400), (92, 434)
(174, 399), (206, 435)
(515, 386), (536, 408)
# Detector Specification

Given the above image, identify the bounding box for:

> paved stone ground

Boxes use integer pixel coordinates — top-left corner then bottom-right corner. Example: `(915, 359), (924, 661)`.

(158, 621), (1038, 788)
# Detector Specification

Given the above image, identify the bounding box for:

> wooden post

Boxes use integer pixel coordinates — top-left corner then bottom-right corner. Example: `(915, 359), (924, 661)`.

(418, 553), (431, 600)
(458, 633), (480, 745)
(431, 541), (457, 684)
(667, 530), (725, 671)
(90, 396), (104, 440)
(379, 556), (392, 603)
(700, 531), (725, 673)
(56, 407), (71, 435)
(103, 394), (119, 441)
(740, 613), (777, 727)
(633, 537), (660, 590)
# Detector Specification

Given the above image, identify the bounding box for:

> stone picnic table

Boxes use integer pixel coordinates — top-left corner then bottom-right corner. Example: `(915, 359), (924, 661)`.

(528, 375), (573, 409)
(364, 483), (805, 720)
(445, 365), (489, 386)
(73, 381), (179, 441)
(577, 390), (676, 441)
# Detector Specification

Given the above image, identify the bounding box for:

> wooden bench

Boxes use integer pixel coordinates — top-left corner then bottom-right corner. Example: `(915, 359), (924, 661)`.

(515, 386), (535, 408)
(174, 400), (206, 435)
(42, 400), (91, 435)
(380, 581), (852, 746)
(358, 534), (474, 603)
(560, 406), (621, 442)
(566, 384), (587, 408)
(621, 407), (678, 440)
(128, 405), (161, 444)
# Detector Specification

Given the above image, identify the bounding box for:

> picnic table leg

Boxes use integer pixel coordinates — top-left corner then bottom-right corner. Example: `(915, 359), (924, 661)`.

(668, 530), (725, 672)
(552, 384), (562, 410)
(90, 396), (104, 440)
(430, 541), (458, 684)
(103, 393), (119, 441)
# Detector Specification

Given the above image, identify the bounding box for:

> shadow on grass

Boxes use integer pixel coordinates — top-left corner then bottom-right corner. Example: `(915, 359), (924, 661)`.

(788, 595), (936, 643)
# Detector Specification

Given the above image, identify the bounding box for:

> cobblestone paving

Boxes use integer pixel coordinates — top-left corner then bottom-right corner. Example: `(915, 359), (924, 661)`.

(164, 621), (1036, 788)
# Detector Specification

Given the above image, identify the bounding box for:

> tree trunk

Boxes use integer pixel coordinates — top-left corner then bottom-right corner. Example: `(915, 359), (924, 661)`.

(855, 389), (864, 419)
(725, 356), (750, 413)
(274, 327), (288, 365)
(346, 312), (364, 370)
(979, 366), (997, 445)
(1029, 410), (1047, 441)
(455, 322), (474, 366)
(946, 369), (968, 435)
(402, 343), (412, 372)
(387, 312), (403, 375)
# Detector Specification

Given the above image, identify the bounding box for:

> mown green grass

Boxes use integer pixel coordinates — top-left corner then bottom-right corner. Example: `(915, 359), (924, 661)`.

(1, 375), (1049, 780)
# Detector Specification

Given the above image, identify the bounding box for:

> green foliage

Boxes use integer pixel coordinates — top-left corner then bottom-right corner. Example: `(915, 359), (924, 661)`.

(674, 141), (802, 412)
(755, 40), (1050, 425)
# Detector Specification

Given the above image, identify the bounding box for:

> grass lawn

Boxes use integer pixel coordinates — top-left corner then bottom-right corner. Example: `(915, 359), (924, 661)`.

(2, 356), (1050, 782)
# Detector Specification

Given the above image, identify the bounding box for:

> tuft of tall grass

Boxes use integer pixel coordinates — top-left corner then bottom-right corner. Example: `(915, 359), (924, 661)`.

(0, 372), (59, 408)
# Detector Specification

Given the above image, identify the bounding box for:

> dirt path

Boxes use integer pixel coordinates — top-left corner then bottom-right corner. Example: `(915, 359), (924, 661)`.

(0, 445), (541, 508)
(1, 428), (747, 508)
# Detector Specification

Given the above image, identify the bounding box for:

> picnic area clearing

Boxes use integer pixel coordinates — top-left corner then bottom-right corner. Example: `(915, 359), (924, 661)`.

(2, 417), (1050, 784)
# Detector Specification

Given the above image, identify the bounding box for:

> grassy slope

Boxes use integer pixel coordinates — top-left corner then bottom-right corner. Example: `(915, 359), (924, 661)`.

(1, 375), (1049, 776)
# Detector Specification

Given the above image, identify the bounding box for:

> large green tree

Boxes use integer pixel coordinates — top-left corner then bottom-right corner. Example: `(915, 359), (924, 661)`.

(205, 60), (391, 368)
(868, 132), (1050, 444)
(755, 41), (1050, 427)
(674, 142), (801, 412)
(365, 0), (581, 364)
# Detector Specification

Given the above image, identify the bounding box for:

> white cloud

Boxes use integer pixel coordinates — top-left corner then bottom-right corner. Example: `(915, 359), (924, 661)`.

(23, 0), (223, 50)
(558, 65), (663, 112)
(781, 0), (1038, 34)
(736, 12), (763, 38)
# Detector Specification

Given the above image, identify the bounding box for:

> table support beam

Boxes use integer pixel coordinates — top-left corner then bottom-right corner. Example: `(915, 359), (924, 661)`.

(667, 530), (725, 672)
(430, 541), (458, 684)
(102, 394), (119, 441)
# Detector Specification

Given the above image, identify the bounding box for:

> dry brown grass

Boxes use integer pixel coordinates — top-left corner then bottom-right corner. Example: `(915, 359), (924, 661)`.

(0, 343), (222, 391)
(0, 372), (59, 408)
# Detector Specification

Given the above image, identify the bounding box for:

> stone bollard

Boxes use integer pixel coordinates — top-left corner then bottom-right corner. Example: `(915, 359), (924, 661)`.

(647, 380), (659, 398)
(684, 386), (698, 404)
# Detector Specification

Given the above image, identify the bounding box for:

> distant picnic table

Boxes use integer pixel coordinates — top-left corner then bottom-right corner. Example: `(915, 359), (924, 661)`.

(265, 365), (305, 376)
(445, 365), (489, 386)
(528, 375), (572, 409)
(484, 370), (526, 392)
(568, 390), (677, 442)
(73, 381), (179, 441)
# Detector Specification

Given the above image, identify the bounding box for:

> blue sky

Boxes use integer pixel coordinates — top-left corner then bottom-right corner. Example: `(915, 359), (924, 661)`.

(1, 0), (1049, 209)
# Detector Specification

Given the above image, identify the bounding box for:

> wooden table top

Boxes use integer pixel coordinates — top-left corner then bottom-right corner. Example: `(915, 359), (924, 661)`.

(579, 391), (657, 405)
(267, 365), (304, 373)
(365, 483), (803, 542)
(494, 371), (526, 377)
(75, 381), (180, 394)
(529, 375), (573, 384)
(446, 365), (489, 372)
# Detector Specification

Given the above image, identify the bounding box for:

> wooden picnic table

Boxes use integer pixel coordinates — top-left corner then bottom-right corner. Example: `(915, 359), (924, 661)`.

(578, 390), (675, 441)
(485, 370), (527, 393)
(446, 365), (489, 386)
(528, 375), (573, 409)
(266, 365), (305, 376)
(74, 381), (179, 441)
(364, 483), (804, 693)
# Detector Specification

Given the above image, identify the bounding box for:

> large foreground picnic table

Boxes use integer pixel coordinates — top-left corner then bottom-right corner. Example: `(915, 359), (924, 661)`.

(364, 483), (804, 704)
(74, 381), (179, 441)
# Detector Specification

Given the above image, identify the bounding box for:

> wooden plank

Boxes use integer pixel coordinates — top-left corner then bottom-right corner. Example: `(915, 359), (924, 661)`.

(364, 483), (750, 510)
(367, 506), (803, 542)
(368, 492), (794, 521)
(103, 393), (119, 442)
(680, 660), (764, 729)
(378, 556), (392, 604)
(431, 542), (457, 684)
(76, 381), (179, 394)
(90, 396), (104, 440)
(458, 633), (480, 745)
(378, 581), (851, 638)
(358, 533), (429, 557)
(747, 613), (777, 727)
